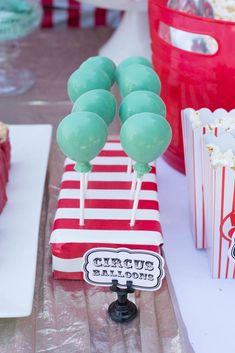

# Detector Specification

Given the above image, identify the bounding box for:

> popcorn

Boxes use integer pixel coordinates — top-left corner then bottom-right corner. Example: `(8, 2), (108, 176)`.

(209, 0), (235, 21)
(206, 146), (235, 169)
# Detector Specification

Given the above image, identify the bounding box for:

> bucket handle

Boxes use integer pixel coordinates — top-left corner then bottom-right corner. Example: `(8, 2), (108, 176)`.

(148, 0), (232, 52)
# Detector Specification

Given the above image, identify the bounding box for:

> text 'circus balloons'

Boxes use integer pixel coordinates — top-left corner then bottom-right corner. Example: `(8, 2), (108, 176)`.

(67, 68), (111, 103)
(72, 89), (116, 126)
(116, 56), (152, 84)
(79, 56), (116, 85)
(118, 64), (161, 98)
(57, 112), (108, 173)
(119, 90), (166, 124)
(120, 112), (172, 178)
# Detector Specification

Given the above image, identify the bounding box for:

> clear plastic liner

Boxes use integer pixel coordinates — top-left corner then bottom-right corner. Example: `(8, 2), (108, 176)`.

(0, 29), (184, 353)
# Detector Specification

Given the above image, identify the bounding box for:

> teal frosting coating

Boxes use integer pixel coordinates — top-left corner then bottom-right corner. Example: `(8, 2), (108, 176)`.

(67, 68), (111, 102)
(72, 89), (116, 126)
(116, 56), (152, 84)
(79, 56), (116, 85)
(134, 162), (151, 178)
(0, 1), (42, 41)
(57, 112), (108, 169)
(120, 112), (172, 175)
(118, 64), (161, 98)
(74, 162), (92, 173)
(119, 90), (166, 124)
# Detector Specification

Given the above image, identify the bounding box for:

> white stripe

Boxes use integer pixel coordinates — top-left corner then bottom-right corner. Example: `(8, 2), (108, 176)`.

(103, 142), (122, 150)
(53, 255), (83, 273)
(53, 0), (68, 24)
(55, 208), (160, 221)
(80, 2), (95, 28)
(59, 189), (158, 201)
(50, 229), (163, 246)
(65, 157), (155, 167)
(106, 9), (121, 28)
(62, 171), (157, 183)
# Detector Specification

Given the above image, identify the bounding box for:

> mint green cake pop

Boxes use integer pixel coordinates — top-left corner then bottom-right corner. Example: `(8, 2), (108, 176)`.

(67, 68), (111, 102)
(57, 112), (108, 173)
(120, 112), (172, 178)
(72, 89), (116, 126)
(116, 56), (152, 84)
(118, 64), (161, 98)
(79, 56), (116, 85)
(119, 91), (166, 124)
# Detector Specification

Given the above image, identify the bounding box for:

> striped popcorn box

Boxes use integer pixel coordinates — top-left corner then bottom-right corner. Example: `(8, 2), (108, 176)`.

(202, 132), (235, 278)
(182, 108), (235, 249)
(50, 140), (163, 280)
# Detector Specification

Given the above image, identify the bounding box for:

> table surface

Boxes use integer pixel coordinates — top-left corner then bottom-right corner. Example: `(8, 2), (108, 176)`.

(0, 28), (183, 353)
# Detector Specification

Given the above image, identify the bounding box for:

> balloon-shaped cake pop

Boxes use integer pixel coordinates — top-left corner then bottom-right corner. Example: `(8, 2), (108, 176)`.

(57, 112), (108, 173)
(79, 56), (116, 85)
(67, 68), (111, 102)
(116, 56), (152, 84)
(120, 112), (172, 178)
(119, 90), (166, 124)
(120, 112), (172, 226)
(118, 64), (161, 98)
(57, 112), (108, 226)
(72, 89), (116, 126)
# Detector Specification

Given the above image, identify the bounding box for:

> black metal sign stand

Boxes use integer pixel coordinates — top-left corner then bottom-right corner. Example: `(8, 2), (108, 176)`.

(108, 280), (138, 323)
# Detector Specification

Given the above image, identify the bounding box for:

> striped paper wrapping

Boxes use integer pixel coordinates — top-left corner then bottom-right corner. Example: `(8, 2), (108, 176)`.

(41, 0), (121, 28)
(50, 141), (163, 280)
(202, 144), (235, 278)
(182, 108), (235, 249)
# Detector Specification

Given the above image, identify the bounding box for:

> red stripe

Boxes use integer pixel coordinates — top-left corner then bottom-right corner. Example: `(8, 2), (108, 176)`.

(225, 250), (231, 278)
(41, 0), (53, 28)
(95, 8), (106, 26)
(232, 181), (235, 278)
(52, 243), (160, 259)
(58, 199), (159, 210)
(98, 150), (127, 157)
(61, 180), (157, 191)
(53, 271), (83, 280)
(218, 167), (225, 278)
(68, 0), (80, 27)
(192, 131), (198, 247)
(53, 219), (162, 232)
(233, 180), (235, 211)
(65, 164), (156, 174)
(202, 187), (205, 248)
(212, 168), (216, 276)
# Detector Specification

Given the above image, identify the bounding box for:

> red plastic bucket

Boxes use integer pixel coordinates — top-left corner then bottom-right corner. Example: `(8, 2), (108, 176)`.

(149, 0), (235, 173)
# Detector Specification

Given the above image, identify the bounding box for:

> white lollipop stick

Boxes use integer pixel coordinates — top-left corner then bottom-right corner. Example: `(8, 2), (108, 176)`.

(80, 172), (85, 226)
(130, 176), (143, 227)
(84, 171), (90, 197)
(127, 158), (132, 174)
(130, 170), (137, 199)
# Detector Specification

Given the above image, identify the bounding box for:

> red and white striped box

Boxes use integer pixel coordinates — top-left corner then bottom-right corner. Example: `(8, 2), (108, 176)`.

(202, 142), (235, 278)
(182, 108), (235, 249)
(50, 141), (163, 280)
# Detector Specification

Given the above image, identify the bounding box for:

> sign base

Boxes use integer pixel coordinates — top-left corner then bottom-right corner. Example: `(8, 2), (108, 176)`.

(108, 280), (137, 323)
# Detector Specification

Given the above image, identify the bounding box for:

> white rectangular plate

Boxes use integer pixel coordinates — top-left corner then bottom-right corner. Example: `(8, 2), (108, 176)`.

(158, 158), (235, 353)
(0, 125), (52, 318)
